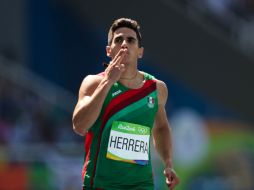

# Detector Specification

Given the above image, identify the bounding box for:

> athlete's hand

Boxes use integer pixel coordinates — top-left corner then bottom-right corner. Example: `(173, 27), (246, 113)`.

(164, 167), (180, 189)
(105, 48), (127, 84)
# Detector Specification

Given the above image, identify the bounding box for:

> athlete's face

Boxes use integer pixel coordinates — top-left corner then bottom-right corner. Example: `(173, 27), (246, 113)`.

(106, 27), (144, 65)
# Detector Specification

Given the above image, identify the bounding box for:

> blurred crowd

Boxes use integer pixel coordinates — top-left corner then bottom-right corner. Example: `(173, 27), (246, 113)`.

(180, 0), (254, 56)
(0, 58), (83, 190)
(0, 76), (77, 146)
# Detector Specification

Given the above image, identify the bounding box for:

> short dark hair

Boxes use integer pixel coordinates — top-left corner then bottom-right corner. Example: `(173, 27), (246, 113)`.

(108, 18), (142, 47)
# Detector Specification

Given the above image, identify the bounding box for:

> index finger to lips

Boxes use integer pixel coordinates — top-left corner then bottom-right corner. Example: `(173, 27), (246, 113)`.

(112, 49), (124, 61)
(107, 56), (121, 68)
(111, 55), (123, 67)
(112, 48), (127, 63)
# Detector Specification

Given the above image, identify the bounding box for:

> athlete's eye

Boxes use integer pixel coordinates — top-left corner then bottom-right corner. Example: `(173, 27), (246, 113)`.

(127, 37), (137, 44)
(114, 37), (123, 44)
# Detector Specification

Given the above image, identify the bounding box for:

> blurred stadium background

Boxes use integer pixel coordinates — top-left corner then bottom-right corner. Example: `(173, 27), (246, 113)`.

(0, 0), (254, 189)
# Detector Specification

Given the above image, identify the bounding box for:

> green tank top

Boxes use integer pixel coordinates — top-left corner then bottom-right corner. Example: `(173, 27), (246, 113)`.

(82, 72), (158, 190)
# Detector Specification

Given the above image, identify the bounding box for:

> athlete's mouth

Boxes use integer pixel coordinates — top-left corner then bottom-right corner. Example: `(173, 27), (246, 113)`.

(121, 48), (129, 54)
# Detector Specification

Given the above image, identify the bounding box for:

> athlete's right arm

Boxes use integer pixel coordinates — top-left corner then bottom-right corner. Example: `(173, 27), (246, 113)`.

(72, 49), (127, 136)
(72, 75), (113, 136)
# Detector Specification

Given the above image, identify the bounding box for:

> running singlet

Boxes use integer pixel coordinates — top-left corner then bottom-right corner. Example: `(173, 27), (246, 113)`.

(82, 72), (158, 190)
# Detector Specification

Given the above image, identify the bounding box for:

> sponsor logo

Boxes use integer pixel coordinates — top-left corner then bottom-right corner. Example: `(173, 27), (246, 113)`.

(112, 90), (122, 97)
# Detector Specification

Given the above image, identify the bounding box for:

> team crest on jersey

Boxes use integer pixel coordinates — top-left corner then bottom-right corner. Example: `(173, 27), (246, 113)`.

(147, 96), (155, 108)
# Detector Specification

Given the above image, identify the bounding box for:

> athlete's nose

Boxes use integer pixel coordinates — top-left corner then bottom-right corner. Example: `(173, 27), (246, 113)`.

(121, 39), (128, 48)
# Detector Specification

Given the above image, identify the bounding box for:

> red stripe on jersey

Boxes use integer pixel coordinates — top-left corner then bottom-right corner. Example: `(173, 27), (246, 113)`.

(82, 131), (93, 181)
(103, 80), (156, 123)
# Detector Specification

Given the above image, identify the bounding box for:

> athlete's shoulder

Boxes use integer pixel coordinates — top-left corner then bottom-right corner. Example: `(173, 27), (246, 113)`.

(154, 78), (168, 106)
(140, 71), (167, 91)
(154, 79), (167, 88)
(81, 72), (104, 85)
(79, 72), (104, 96)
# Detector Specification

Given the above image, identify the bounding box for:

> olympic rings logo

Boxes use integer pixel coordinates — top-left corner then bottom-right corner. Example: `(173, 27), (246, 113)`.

(138, 127), (148, 134)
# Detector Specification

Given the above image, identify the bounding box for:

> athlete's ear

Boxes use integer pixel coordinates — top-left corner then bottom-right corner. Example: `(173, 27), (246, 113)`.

(138, 47), (144, 59)
(106, 46), (112, 57)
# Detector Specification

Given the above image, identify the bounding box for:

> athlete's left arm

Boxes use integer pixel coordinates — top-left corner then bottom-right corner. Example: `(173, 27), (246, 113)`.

(152, 80), (180, 190)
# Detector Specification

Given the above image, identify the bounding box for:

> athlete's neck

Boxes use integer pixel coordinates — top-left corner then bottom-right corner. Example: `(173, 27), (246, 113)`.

(119, 71), (145, 89)
(120, 70), (138, 80)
